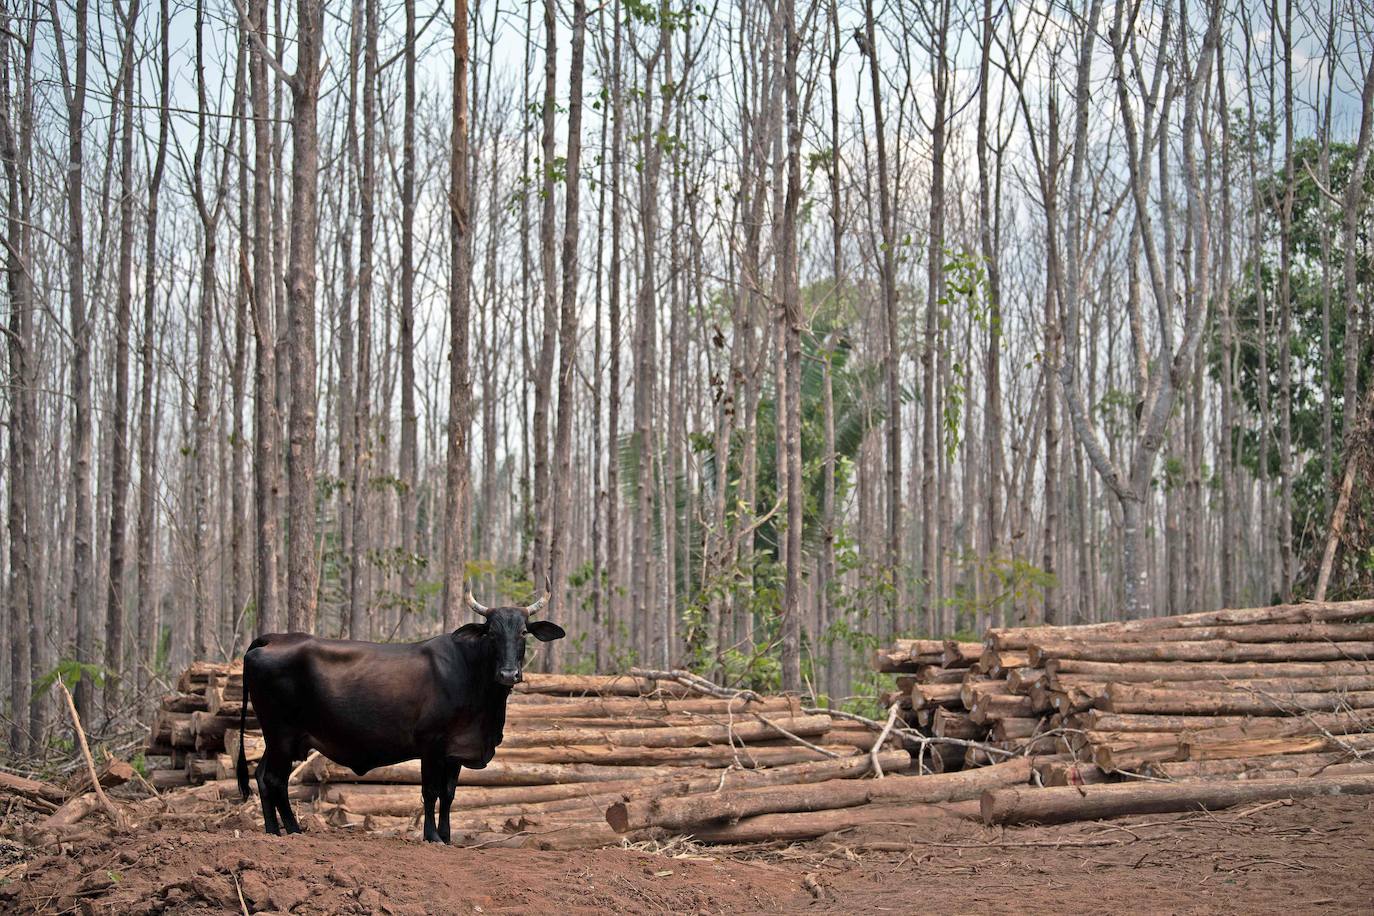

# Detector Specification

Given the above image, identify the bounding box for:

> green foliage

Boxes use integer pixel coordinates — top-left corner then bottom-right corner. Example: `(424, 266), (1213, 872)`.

(1221, 136), (1374, 574)
(34, 659), (110, 697)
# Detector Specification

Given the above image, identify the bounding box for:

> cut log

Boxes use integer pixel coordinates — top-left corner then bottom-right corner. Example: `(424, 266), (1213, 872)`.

(606, 755), (1033, 834)
(978, 652), (1029, 676)
(149, 769), (190, 791)
(985, 599), (1374, 650)
(0, 771), (67, 807)
(671, 799), (966, 844)
(1087, 732), (1185, 772)
(64, 758), (136, 796)
(333, 751), (915, 819)
(969, 693), (1037, 724)
(1029, 638), (1374, 666)
(1150, 753), (1374, 780)
(1035, 760), (1111, 787)
(940, 642), (983, 669)
(980, 772), (1374, 826)
(1102, 684), (1374, 717)
(160, 692), (210, 713)
(42, 793), (104, 829)
(920, 741), (968, 774)
(1046, 658), (1374, 682)
(1072, 711), (1257, 733)
(499, 714), (832, 750)
(993, 718), (1045, 741)
(1005, 668), (1047, 694)
(494, 742), (857, 767)
(915, 666), (967, 685)
(512, 674), (695, 698)
(1184, 732), (1374, 760)
(958, 679), (1006, 709)
(932, 708), (984, 740)
(503, 695), (799, 720)
(912, 683), (965, 710)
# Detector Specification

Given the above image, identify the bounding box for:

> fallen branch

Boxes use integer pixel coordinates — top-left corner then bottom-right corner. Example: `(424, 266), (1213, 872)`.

(56, 679), (125, 829)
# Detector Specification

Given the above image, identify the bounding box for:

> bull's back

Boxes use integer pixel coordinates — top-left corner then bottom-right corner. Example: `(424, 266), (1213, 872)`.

(245, 634), (439, 773)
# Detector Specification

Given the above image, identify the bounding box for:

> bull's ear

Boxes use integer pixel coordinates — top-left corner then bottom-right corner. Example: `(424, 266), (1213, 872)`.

(453, 622), (488, 640)
(527, 621), (566, 642)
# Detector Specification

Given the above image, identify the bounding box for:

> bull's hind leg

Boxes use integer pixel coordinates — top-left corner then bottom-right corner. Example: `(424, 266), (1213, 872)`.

(420, 752), (446, 842)
(437, 760), (461, 844)
(259, 748), (302, 835)
(254, 750), (282, 835)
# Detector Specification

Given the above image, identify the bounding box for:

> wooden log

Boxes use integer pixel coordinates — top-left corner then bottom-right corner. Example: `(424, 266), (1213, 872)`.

(911, 665), (966, 685)
(981, 772), (1374, 826)
(0, 771), (67, 807)
(1047, 658), (1374, 682)
(1184, 732), (1374, 761)
(1102, 684), (1374, 716)
(503, 695), (799, 719)
(1088, 732), (1185, 772)
(330, 751), (914, 819)
(959, 678), (1006, 709)
(42, 793), (104, 828)
(920, 741), (968, 774)
(978, 651), (1029, 676)
(1044, 683), (1107, 715)
(160, 692), (209, 713)
(985, 599), (1374, 650)
(494, 742), (857, 767)
(1072, 711), (1257, 733)
(606, 755), (1034, 834)
(932, 708), (984, 740)
(149, 769), (190, 791)
(940, 641), (983, 669)
(187, 757), (227, 782)
(1083, 622), (1374, 644)
(1005, 668), (1047, 694)
(64, 758), (136, 796)
(682, 799), (970, 844)
(992, 718), (1045, 741)
(224, 729), (266, 763)
(512, 674), (696, 698)
(969, 693), (1037, 724)
(1150, 753), (1374, 780)
(1029, 638), (1374, 666)
(912, 683), (964, 710)
(498, 714), (832, 749)
(1035, 760), (1111, 787)
(874, 649), (925, 673)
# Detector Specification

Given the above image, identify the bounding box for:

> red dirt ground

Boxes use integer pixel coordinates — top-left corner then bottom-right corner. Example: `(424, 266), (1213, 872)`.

(5, 793), (1372, 914)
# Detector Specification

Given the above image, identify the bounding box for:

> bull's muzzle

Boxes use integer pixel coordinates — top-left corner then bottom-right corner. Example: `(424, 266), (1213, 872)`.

(497, 668), (522, 687)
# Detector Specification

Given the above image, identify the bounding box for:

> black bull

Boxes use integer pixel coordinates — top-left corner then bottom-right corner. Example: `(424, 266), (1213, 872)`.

(237, 599), (564, 843)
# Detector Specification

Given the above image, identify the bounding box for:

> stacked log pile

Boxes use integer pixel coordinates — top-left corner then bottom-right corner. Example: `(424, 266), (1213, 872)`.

(875, 599), (1374, 793)
(142, 665), (907, 848)
(143, 661), (254, 790)
(876, 637), (1072, 773)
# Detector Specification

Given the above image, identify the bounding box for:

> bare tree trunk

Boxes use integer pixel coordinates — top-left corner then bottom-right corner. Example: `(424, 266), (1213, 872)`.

(348, 0), (377, 639)
(923, 0), (950, 635)
(138, 0), (171, 695)
(605, 0), (623, 652)
(778, 0), (803, 692)
(531, 0), (558, 589)
(549, 0), (587, 670)
(398, 0), (419, 631)
(860, 0), (900, 641)
(284, 0), (323, 634)
(247, 0), (281, 636)
(1276, 0), (1294, 602)
(49, 0), (95, 719)
(1, 5), (36, 750)
(442, 0), (472, 631)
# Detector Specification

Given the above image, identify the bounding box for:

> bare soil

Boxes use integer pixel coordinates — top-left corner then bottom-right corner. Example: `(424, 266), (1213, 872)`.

(5, 793), (1371, 914)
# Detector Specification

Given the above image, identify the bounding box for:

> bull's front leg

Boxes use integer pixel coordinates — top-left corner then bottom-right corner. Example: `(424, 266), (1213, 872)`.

(420, 752), (443, 842)
(437, 759), (461, 844)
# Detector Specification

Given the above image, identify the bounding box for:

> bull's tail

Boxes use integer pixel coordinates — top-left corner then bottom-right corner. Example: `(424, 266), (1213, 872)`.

(237, 645), (262, 799)
(236, 692), (250, 799)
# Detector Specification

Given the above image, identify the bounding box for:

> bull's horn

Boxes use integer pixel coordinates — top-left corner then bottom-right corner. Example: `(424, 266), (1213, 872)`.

(524, 578), (551, 616)
(466, 590), (491, 618)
